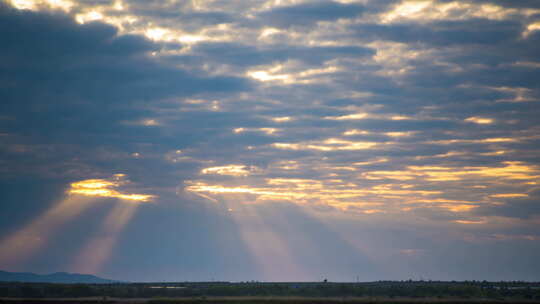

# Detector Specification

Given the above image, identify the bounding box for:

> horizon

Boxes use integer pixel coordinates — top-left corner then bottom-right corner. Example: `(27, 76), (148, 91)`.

(3, 269), (540, 283)
(1, 0), (540, 282)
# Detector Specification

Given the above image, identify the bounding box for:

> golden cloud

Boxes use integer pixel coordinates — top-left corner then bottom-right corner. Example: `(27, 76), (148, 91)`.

(69, 175), (154, 202)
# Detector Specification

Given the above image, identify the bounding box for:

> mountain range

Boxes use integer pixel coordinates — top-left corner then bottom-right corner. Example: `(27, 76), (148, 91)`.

(0, 270), (117, 283)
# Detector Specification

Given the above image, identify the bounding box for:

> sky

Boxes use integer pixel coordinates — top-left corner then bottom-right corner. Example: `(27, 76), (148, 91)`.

(0, 0), (540, 282)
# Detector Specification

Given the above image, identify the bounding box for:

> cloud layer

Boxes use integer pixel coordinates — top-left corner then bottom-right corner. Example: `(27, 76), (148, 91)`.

(1, 0), (540, 281)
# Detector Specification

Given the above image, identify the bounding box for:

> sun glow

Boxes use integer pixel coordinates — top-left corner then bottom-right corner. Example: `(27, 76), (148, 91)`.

(465, 117), (494, 124)
(69, 176), (154, 202)
(247, 63), (339, 84)
(490, 193), (528, 198)
(524, 22), (540, 37)
(248, 71), (290, 82)
(9, 0), (73, 11)
(382, 0), (431, 23)
(186, 156), (539, 217)
(381, 0), (540, 23)
(272, 138), (377, 151)
(343, 129), (370, 136)
(325, 113), (368, 120)
(364, 162), (539, 182)
(385, 131), (414, 137)
(454, 219), (487, 225)
(75, 10), (103, 23)
(233, 127), (280, 135)
(201, 165), (258, 176)
(186, 178), (442, 212)
(271, 116), (292, 123)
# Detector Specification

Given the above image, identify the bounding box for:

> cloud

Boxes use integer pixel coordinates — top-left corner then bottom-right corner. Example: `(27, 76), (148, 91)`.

(458, 0), (540, 9)
(353, 19), (522, 46)
(179, 43), (374, 70)
(0, 4), (249, 179)
(257, 1), (364, 28)
(68, 174), (155, 202)
(2, 0), (540, 281)
(0, 5), (248, 124)
(474, 189), (540, 219)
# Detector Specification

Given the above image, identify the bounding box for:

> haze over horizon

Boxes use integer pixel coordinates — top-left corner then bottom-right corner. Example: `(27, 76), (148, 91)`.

(1, 0), (540, 283)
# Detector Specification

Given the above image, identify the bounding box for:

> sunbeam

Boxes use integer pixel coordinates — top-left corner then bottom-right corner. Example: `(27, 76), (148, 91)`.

(0, 174), (153, 272)
(0, 195), (94, 269)
(225, 199), (307, 281)
(70, 202), (138, 274)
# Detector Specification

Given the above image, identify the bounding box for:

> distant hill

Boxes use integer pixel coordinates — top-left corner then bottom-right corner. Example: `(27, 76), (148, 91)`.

(0, 270), (117, 283)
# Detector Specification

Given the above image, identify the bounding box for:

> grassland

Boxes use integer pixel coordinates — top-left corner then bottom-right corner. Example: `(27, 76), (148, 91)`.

(1, 281), (540, 303)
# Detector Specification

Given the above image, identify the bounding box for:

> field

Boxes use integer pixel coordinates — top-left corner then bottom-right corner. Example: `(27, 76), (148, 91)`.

(1, 281), (540, 303)
(2, 296), (540, 304)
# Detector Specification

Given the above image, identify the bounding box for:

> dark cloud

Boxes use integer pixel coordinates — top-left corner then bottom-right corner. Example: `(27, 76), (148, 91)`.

(0, 4), (250, 185)
(353, 19), (522, 46)
(258, 1), (364, 28)
(0, 5), (248, 139)
(451, 0), (540, 9)
(0, 178), (69, 237)
(181, 43), (373, 67)
(127, 9), (234, 31)
(474, 189), (540, 219)
(0, 5), (256, 255)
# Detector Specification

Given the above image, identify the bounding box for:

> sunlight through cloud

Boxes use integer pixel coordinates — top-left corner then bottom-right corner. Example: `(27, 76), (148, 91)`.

(201, 165), (259, 177)
(69, 175), (155, 202)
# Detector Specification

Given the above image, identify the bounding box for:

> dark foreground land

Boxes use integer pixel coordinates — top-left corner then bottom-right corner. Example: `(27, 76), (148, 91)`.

(2, 297), (540, 304)
(1, 281), (540, 303)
